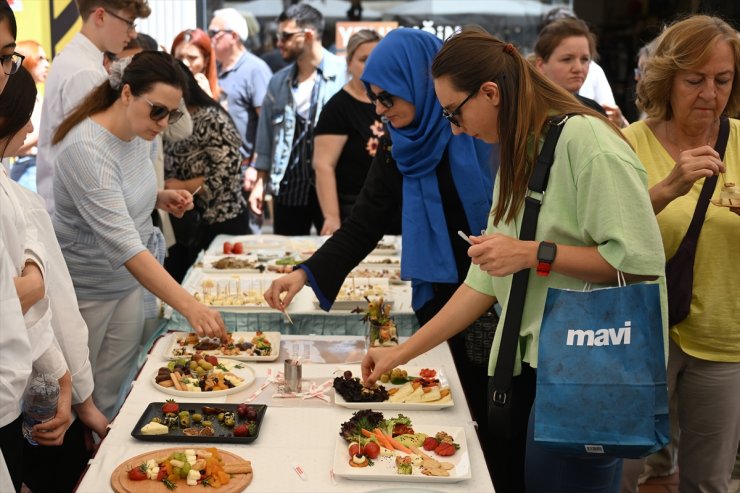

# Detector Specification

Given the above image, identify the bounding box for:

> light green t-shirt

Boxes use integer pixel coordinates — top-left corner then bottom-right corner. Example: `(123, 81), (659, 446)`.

(623, 119), (740, 362)
(465, 115), (668, 377)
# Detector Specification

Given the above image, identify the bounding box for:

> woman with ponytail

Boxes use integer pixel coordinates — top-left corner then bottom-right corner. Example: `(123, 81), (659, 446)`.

(361, 27), (668, 493)
(52, 51), (225, 419)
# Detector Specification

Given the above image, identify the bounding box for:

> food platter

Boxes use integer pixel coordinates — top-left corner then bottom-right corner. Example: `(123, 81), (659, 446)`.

(166, 331), (281, 362)
(151, 359), (255, 398)
(359, 256), (401, 269)
(332, 425), (471, 483)
(110, 447), (253, 493)
(201, 254), (264, 273)
(183, 271), (271, 311)
(206, 235), (285, 255)
(131, 402), (267, 444)
(333, 366), (454, 411)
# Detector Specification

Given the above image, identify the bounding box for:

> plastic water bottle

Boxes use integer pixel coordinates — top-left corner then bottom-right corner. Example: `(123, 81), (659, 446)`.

(21, 374), (59, 446)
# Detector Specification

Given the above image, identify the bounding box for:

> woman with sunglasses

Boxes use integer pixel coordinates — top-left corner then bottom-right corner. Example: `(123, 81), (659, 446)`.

(171, 28), (220, 100)
(51, 51), (226, 419)
(162, 60), (250, 282)
(360, 28), (667, 493)
(264, 27), (494, 453)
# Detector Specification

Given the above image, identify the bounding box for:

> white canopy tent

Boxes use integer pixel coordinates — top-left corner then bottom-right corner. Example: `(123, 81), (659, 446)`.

(385, 0), (558, 16)
(232, 0), (383, 19)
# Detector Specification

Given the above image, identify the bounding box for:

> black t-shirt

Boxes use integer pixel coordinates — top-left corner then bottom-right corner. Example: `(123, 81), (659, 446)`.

(314, 88), (385, 197)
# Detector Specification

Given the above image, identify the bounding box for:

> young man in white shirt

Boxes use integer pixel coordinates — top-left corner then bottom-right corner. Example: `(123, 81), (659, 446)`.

(35, 0), (151, 215)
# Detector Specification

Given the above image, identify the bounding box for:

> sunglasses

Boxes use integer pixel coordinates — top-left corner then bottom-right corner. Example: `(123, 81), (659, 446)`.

(366, 89), (394, 109)
(1, 52), (25, 75)
(141, 96), (184, 124)
(442, 89), (477, 127)
(208, 29), (232, 39)
(277, 30), (307, 42)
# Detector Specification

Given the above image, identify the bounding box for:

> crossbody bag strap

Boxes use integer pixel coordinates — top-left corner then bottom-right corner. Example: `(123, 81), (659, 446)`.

(682, 116), (730, 242)
(491, 114), (571, 406)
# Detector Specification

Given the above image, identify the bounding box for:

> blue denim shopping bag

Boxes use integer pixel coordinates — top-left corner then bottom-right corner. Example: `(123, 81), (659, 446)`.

(534, 281), (670, 458)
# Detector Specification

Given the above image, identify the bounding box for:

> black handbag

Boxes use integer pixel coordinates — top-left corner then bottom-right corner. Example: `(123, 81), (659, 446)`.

(169, 208), (205, 249)
(665, 116), (729, 326)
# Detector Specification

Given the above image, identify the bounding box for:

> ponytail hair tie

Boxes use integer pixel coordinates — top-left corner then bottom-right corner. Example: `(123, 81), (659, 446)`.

(503, 43), (515, 55)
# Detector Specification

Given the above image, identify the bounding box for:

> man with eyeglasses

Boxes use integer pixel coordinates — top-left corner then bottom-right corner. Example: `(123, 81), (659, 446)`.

(251, 3), (346, 235)
(36, 0), (150, 216)
(208, 7), (272, 235)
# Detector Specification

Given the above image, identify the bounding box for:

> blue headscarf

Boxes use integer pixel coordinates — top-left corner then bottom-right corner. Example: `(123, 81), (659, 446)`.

(361, 29), (493, 310)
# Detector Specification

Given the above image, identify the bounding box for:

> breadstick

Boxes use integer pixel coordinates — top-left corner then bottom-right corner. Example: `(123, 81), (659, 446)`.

(223, 461), (252, 474)
(159, 379), (174, 388)
(170, 371), (184, 391)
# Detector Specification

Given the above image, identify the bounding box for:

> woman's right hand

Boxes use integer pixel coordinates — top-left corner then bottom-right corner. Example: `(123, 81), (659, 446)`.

(361, 346), (405, 387)
(183, 302), (226, 341)
(320, 216), (341, 236)
(264, 269), (307, 311)
(661, 145), (725, 200)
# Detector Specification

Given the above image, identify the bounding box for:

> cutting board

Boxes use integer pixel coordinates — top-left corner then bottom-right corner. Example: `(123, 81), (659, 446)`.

(110, 447), (253, 493)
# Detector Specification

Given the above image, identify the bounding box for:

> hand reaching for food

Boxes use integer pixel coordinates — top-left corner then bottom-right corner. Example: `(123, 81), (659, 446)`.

(263, 269), (307, 311)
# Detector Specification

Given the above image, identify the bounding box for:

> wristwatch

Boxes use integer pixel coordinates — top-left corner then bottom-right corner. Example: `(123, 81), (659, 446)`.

(536, 241), (557, 277)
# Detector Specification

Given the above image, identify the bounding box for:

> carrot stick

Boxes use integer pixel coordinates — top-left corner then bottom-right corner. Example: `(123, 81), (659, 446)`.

(361, 429), (375, 438)
(373, 428), (394, 450)
(385, 432), (412, 454)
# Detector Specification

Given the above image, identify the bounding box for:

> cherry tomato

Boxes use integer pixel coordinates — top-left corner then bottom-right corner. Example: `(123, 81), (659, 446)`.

(223, 242), (233, 254)
(156, 468), (167, 481)
(128, 467), (147, 481)
(363, 441), (380, 459)
(348, 442), (362, 457)
(232, 242), (244, 254)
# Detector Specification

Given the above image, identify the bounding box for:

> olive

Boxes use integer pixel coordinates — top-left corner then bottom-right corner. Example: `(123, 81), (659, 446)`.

(192, 413), (202, 423)
(202, 420), (212, 427)
(217, 412), (225, 422)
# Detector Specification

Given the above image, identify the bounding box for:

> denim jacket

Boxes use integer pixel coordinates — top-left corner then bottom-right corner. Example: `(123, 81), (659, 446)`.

(253, 48), (347, 195)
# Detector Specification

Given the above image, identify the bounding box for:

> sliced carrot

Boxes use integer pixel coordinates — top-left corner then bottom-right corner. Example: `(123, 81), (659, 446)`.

(373, 428), (394, 450)
(385, 433), (412, 454)
(361, 428), (375, 438)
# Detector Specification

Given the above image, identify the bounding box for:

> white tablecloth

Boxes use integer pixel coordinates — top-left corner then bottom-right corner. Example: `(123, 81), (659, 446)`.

(76, 335), (494, 492)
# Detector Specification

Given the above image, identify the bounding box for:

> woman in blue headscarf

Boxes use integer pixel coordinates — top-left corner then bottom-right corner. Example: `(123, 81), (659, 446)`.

(264, 27), (494, 444)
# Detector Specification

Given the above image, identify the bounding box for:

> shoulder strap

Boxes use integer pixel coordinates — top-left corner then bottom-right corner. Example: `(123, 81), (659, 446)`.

(491, 114), (570, 406)
(683, 116), (730, 242)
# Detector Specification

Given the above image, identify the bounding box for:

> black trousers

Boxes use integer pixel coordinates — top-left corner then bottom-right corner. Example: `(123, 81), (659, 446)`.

(22, 418), (92, 493)
(273, 188), (323, 236)
(165, 209), (251, 283)
(0, 415), (23, 492)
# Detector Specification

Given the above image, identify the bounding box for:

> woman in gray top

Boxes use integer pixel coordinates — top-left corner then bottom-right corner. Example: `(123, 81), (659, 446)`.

(51, 51), (226, 418)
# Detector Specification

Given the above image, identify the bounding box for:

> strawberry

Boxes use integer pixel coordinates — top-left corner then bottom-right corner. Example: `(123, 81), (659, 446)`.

(127, 464), (147, 481)
(161, 399), (179, 414)
(233, 422), (256, 437)
(422, 436), (440, 451)
(205, 355), (218, 366)
(434, 442), (457, 457)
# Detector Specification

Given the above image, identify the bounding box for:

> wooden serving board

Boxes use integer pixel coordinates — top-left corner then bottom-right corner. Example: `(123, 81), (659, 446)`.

(111, 447), (253, 493)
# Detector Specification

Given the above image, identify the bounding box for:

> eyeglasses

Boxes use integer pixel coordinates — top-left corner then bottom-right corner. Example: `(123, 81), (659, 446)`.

(442, 89), (477, 127)
(366, 89), (394, 109)
(633, 67), (642, 79)
(1, 52), (25, 75)
(102, 9), (137, 31)
(208, 29), (232, 39)
(277, 30), (307, 42)
(141, 96), (184, 124)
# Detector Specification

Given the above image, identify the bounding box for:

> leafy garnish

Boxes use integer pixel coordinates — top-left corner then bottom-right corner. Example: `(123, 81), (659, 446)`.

(380, 414), (412, 436)
(339, 409), (384, 442)
(162, 478), (177, 490)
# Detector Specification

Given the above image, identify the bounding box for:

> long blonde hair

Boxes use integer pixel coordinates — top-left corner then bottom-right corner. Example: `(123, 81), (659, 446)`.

(431, 27), (620, 225)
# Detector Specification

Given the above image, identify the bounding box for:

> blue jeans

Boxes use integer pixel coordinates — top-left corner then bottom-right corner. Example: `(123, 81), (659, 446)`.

(526, 399), (623, 493)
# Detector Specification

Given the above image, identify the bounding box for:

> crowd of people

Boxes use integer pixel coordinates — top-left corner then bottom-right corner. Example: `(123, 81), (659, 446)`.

(1, 0), (738, 492)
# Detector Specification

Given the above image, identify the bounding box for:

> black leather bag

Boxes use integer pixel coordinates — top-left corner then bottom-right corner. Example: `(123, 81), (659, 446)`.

(664, 116), (729, 326)
(169, 208), (205, 249)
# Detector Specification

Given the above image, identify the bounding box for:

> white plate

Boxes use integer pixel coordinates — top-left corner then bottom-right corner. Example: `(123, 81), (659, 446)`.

(369, 247), (399, 256)
(201, 254), (264, 273)
(165, 331), (281, 362)
(332, 424), (471, 483)
(151, 359), (255, 397)
(359, 257), (401, 268)
(205, 235), (286, 255)
(334, 366), (454, 410)
(183, 270), (272, 310)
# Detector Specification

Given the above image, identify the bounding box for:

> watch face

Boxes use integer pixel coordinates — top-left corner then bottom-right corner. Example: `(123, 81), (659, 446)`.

(538, 242), (557, 262)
